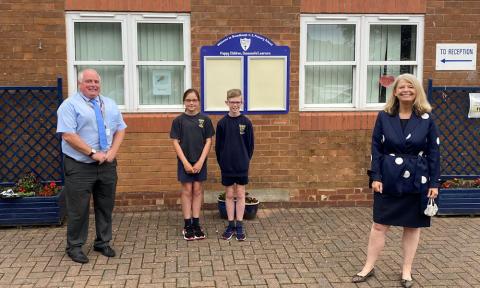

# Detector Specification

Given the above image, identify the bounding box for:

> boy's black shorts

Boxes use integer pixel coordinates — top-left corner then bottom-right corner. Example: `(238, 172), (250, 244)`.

(221, 175), (249, 186)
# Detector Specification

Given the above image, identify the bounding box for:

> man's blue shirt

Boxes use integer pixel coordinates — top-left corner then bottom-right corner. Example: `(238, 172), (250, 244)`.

(57, 92), (127, 163)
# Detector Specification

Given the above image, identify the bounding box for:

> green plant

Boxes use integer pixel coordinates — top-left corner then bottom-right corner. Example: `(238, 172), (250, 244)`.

(441, 178), (480, 189)
(14, 172), (42, 196)
(9, 172), (60, 197)
(218, 192), (258, 203)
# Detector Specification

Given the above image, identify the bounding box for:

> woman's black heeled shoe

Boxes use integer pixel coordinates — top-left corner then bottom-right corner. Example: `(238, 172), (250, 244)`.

(352, 268), (375, 283)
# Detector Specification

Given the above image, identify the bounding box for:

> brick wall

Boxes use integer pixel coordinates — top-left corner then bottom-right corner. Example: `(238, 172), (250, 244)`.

(64, 0), (190, 12)
(0, 0), (66, 87)
(301, 0), (426, 14)
(423, 0), (480, 86)
(2, 0), (479, 210)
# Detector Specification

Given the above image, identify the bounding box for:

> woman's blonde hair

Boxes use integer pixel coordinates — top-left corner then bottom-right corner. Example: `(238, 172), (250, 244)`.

(384, 73), (432, 115)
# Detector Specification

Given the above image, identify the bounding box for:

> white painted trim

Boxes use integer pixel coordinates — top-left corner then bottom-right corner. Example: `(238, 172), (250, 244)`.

(79, 13), (115, 18)
(299, 14), (425, 111)
(377, 16), (410, 20)
(65, 12), (191, 113)
(141, 14), (178, 19)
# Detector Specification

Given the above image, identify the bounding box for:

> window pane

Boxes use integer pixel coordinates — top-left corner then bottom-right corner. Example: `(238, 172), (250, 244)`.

(369, 25), (417, 61)
(366, 65), (414, 103)
(307, 24), (355, 61)
(137, 23), (184, 61)
(75, 23), (122, 61)
(76, 65), (124, 105)
(305, 65), (353, 104)
(138, 66), (184, 105)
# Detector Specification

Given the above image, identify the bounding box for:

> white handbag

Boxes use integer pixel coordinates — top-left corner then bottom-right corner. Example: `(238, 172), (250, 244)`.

(424, 198), (438, 216)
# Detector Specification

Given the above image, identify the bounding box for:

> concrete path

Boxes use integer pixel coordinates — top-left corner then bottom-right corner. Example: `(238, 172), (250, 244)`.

(0, 208), (479, 287)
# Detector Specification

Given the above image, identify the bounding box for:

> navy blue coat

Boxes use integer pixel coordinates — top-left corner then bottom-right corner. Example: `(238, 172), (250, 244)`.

(370, 111), (441, 204)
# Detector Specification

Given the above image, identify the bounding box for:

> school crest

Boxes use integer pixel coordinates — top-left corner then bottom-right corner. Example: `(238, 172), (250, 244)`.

(198, 119), (205, 128)
(240, 38), (251, 51)
(239, 124), (246, 135)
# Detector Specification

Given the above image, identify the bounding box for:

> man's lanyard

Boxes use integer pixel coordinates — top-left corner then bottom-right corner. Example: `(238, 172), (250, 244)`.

(82, 95), (106, 120)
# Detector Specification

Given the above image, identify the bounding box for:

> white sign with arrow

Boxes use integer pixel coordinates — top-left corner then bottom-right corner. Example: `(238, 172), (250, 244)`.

(436, 43), (477, 70)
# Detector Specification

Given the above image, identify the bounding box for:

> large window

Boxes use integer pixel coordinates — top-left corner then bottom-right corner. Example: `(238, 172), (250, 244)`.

(300, 15), (423, 111)
(66, 13), (191, 112)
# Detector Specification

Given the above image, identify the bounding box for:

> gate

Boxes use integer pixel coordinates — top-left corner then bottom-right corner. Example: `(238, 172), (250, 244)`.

(0, 79), (64, 187)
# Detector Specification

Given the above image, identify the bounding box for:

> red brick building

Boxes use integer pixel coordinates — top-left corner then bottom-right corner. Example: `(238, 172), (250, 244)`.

(1, 0), (478, 210)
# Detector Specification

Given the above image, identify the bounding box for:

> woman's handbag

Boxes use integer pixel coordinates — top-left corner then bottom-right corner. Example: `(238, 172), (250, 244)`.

(424, 198), (438, 216)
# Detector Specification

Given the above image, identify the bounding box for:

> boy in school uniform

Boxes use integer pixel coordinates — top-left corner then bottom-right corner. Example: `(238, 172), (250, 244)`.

(215, 89), (254, 241)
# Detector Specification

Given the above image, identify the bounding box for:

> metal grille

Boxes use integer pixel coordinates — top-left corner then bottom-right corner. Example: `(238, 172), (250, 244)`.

(0, 79), (63, 186)
(427, 79), (480, 179)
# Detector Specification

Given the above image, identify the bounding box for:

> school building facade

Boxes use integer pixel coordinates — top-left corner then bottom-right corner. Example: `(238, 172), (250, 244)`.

(1, 0), (479, 210)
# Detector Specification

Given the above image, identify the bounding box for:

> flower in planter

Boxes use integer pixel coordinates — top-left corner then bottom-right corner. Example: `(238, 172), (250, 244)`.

(38, 182), (60, 197)
(3, 172), (61, 197)
(14, 172), (42, 197)
(441, 178), (480, 189)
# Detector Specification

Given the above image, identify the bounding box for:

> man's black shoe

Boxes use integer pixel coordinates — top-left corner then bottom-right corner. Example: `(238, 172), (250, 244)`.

(67, 249), (89, 264)
(93, 245), (116, 257)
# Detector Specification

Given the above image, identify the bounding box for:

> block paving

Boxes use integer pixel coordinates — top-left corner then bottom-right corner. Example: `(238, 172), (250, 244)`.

(0, 208), (479, 287)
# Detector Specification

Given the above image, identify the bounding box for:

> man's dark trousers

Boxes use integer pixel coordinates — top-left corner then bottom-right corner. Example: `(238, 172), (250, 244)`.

(63, 156), (117, 252)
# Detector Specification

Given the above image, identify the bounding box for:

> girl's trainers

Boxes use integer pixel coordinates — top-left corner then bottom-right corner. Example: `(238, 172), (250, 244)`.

(222, 226), (235, 240)
(193, 225), (206, 240)
(235, 225), (246, 241)
(182, 226), (195, 241)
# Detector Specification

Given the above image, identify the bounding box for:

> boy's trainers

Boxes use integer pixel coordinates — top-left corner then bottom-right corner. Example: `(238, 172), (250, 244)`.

(193, 225), (206, 240)
(182, 226), (195, 241)
(222, 226), (235, 240)
(235, 225), (246, 241)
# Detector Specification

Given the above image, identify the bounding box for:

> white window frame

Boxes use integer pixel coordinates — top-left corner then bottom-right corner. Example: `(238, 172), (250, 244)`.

(300, 14), (424, 111)
(66, 12), (191, 112)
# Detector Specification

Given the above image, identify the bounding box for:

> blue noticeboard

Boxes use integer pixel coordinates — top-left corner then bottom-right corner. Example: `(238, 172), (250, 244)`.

(201, 33), (290, 114)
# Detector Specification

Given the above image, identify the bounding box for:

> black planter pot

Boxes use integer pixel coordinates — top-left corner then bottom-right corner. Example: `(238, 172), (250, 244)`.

(217, 197), (259, 220)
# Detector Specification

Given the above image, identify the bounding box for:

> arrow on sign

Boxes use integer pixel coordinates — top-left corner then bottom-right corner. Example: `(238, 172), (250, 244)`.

(441, 58), (472, 63)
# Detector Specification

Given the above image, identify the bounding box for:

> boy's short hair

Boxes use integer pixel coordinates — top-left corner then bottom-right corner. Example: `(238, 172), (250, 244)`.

(227, 89), (242, 100)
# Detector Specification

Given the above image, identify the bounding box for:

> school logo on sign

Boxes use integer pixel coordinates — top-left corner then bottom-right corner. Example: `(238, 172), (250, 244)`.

(240, 38), (251, 51)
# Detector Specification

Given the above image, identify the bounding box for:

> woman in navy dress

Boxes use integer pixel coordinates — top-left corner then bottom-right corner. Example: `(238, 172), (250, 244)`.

(352, 74), (440, 288)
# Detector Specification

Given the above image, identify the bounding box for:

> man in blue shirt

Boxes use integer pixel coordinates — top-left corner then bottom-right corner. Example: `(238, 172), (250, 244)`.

(57, 69), (127, 264)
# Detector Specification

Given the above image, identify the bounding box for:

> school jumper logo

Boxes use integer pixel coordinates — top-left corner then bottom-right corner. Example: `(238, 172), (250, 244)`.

(240, 38), (251, 51)
(198, 119), (205, 128)
(239, 124), (246, 135)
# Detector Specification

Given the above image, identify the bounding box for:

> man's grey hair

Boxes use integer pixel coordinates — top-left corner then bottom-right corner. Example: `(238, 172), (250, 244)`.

(78, 69), (101, 83)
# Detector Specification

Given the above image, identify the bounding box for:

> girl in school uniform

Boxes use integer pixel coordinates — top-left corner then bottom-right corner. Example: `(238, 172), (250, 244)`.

(170, 89), (215, 240)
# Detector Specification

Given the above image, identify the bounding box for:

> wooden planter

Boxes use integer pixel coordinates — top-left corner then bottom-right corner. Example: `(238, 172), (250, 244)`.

(437, 188), (480, 215)
(0, 191), (66, 226)
(217, 197), (259, 220)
